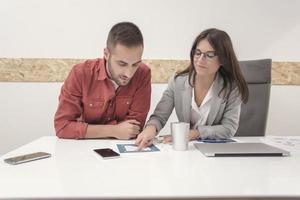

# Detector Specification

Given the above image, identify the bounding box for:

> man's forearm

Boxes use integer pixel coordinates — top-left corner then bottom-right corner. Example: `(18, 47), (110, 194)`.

(85, 124), (117, 138)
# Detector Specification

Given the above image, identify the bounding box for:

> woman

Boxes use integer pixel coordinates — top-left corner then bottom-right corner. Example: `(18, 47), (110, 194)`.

(136, 28), (249, 149)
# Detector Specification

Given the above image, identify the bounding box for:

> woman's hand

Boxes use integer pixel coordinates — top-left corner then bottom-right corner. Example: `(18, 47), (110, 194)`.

(135, 125), (157, 150)
(162, 129), (200, 143)
(189, 129), (200, 140)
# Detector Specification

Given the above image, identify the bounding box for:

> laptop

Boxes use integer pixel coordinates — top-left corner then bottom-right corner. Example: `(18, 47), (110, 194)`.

(194, 142), (290, 157)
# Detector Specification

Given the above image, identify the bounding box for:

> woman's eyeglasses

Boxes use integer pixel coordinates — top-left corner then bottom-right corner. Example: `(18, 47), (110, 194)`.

(193, 50), (217, 60)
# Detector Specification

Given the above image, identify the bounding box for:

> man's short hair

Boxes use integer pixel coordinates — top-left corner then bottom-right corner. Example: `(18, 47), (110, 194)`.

(106, 22), (143, 51)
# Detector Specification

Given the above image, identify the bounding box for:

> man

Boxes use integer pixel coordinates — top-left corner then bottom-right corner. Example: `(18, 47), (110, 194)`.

(54, 22), (151, 139)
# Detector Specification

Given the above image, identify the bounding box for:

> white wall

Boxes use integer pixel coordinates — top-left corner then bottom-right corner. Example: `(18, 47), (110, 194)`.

(1, 0), (300, 155)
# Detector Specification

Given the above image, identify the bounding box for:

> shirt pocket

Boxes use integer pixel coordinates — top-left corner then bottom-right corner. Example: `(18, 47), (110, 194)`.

(115, 96), (133, 120)
(82, 98), (105, 123)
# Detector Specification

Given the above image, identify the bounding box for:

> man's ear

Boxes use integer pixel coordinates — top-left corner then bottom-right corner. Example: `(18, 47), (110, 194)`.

(103, 48), (109, 60)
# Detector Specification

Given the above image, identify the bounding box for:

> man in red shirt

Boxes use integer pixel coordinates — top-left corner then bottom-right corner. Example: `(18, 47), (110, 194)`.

(54, 22), (151, 139)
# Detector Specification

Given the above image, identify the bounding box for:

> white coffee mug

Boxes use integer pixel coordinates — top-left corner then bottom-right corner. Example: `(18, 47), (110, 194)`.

(171, 122), (190, 151)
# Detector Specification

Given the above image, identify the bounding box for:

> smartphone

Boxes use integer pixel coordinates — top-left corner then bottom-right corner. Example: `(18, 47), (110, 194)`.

(94, 148), (120, 159)
(4, 152), (51, 165)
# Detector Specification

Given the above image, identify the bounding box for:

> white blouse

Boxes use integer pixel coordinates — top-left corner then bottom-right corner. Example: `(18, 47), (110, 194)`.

(190, 80), (215, 129)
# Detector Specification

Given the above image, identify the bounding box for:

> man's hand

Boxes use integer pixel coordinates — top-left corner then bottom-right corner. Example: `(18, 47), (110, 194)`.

(115, 120), (141, 139)
(135, 125), (157, 150)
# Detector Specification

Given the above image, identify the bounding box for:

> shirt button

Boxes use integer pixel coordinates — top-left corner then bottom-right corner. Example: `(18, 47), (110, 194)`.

(126, 101), (129, 105)
(108, 118), (110, 121)
(89, 103), (93, 107)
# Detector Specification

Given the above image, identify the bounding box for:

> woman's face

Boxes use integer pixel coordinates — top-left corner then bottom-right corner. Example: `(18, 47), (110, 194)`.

(193, 39), (221, 77)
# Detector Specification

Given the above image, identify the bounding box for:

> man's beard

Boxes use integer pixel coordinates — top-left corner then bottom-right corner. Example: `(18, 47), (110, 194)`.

(107, 57), (122, 85)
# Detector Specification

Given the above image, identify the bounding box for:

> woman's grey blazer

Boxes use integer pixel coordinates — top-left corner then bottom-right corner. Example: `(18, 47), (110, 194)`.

(146, 73), (242, 139)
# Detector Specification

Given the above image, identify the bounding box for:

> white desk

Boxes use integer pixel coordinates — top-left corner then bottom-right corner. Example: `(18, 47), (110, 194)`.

(1, 136), (300, 200)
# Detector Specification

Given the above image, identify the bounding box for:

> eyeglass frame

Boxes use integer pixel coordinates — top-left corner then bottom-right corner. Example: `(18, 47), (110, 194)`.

(192, 49), (218, 60)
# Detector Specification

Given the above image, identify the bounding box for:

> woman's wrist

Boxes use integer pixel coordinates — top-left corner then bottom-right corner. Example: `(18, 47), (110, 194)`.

(145, 124), (157, 134)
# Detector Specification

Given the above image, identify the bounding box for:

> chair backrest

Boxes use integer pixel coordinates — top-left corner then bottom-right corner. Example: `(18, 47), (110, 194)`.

(235, 59), (272, 137)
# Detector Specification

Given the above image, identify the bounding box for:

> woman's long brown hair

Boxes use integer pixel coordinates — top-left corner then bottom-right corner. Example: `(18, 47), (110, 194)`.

(176, 28), (249, 103)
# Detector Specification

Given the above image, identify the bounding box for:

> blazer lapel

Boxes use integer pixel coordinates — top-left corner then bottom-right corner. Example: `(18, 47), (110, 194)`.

(176, 73), (224, 125)
(181, 77), (192, 122)
(207, 74), (224, 125)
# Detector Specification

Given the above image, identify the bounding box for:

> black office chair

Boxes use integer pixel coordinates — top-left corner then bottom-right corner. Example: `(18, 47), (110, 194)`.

(235, 59), (272, 137)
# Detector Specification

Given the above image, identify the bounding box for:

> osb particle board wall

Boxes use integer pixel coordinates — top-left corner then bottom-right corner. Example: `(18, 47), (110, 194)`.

(0, 58), (299, 84)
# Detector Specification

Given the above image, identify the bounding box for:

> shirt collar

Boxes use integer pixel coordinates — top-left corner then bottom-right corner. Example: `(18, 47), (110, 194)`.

(97, 58), (109, 81)
(110, 79), (119, 90)
(96, 58), (120, 90)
